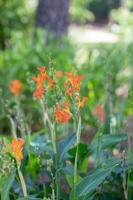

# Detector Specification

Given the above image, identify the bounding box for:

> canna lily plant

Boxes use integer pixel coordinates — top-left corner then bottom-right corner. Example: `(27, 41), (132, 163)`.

(0, 66), (126, 200)
(31, 66), (88, 199)
(3, 66), (88, 199)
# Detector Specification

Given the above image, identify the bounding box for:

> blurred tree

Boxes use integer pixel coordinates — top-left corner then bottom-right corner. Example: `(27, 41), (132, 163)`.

(87, 0), (120, 22)
(36, 0), (70, 38)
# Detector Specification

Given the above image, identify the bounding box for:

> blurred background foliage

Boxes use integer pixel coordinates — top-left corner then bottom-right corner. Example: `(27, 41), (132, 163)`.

(0, 0), (34, 49)
(110, 0), (133, 41)
(71, 0), (120, 24)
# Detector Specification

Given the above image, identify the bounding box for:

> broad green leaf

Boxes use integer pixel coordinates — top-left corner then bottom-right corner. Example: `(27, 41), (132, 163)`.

(30, 134), (53, 155)
(70, 159), (121, 199)
(66, 175), (82, 188)
(1, 170), (15, 200)
(90, 134), (128, 152)
(58, 133), (76, 163)
(69, 143), (90, 160)
(17, 197), (42, 200)
(81, 192), (96, 200)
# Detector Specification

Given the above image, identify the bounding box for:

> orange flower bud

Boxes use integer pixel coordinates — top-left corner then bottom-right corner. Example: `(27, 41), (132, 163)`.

(78, 97), (88, 108)
(56, 70), (63, 78)
(48, 78), (55, 89)
(10, 80), (22, 96)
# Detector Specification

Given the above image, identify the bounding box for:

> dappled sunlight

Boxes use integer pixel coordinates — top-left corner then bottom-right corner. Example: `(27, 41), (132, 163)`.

(69, 25), (119, 44)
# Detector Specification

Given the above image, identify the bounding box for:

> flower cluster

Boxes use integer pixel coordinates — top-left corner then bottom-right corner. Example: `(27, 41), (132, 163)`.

(65, 69), (84, 95)
(9, 138), (25, 161)
(65, 69), (88, 109)
(54, 101), (71, 124)
(32, 67), (48, 98)
(9, 67), (88, 126)
(32, 67), (88, 124)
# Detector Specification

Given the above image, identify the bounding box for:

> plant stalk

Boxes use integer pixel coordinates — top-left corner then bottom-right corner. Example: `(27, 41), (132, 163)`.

(17, 163), (28, 197)
(73, 115), (81, 199)
(40, 99), (59, 199)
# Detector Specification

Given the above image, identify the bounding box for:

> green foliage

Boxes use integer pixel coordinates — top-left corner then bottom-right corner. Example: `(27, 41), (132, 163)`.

(70, 159), (121, 199)
(110, 7), (133, 41)
(71, 0), (120, 23)
(1, 169), (16, 200)
(70, 0), (94, 24)
(0, 30), (74, 85)
(58, 133), (76, 163)
(90, 134), (128, 152)
(0, 0), (32, 49)
(0, 127), (129, 199)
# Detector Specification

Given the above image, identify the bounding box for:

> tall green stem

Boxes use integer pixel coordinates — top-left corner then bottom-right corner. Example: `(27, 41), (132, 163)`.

(96, 124), (103, 168)
(17, 163), (28, 197)
(73, 115), (81, 199)
(9, 117), (17, 138)
(40, 99), (59, 199)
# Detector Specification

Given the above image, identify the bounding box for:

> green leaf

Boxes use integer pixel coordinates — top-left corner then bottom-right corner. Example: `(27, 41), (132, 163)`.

(70, 159), (121, 199)
(90, 134), (128, 152)
(1, 170), (15, 200)
(69, 143), (90, 161)
(17, 197), (42, 200)
(66, 174), (82, 188)
(79, 157), (89, 173)
(58, 133), (76, 163)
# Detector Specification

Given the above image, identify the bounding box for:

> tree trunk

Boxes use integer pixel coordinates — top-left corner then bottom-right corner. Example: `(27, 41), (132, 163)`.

(36, 0), (70, 38)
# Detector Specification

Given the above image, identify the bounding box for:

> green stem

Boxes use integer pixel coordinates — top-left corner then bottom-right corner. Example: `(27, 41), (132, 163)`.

(40, 99), (59, 199)
(96, 124), (103, 168)
(46, 115), (59, 199)
(46, 115), (57, 154)
(40, 99), (57, 152)
(40, 99), (47, 132)
(127, 135), (131, 199)
(50, 166), (56, 200)
(73, 115), (81, 199)
(16, 98), (25, 139)
(9, 117), (17, 138)
(55, 153), (59, 200)
(17, 163), (28, 197)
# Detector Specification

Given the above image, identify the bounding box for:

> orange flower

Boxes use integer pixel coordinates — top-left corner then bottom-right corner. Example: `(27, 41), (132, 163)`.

(38, 66), (48, 79)
(71, 74), (84, 91)
(10, 138), (25, 161)
(48, 78), (55, 89)
(66, 87), (75, 96)
(92, 104), (105, 123)
(78, 97), (88, 108)
(10, 80), (22, 96)
(54, 101), (71, 124)
(38, 66), (46, 73)
(65, 69), (84, 94)
(32, 66), (48, 98)
(56, 70), (63, 78)
(33, 86), (45, 98)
